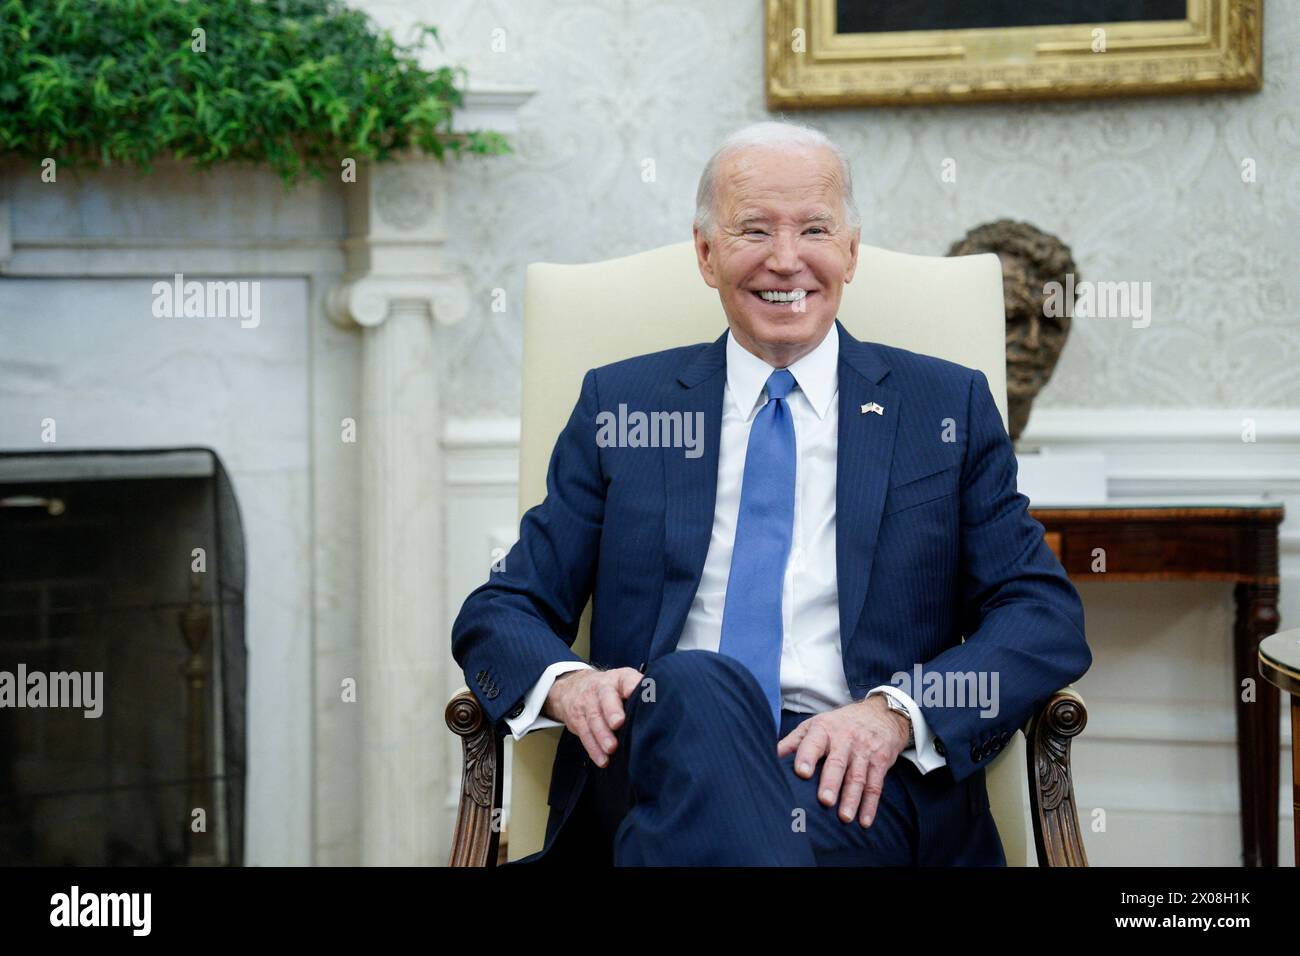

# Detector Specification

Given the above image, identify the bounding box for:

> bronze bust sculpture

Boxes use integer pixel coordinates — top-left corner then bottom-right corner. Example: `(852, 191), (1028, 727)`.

(948, 220), (1078, 442)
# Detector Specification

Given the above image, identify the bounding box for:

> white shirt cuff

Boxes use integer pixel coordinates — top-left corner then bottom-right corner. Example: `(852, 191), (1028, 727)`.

(867, 685), (947, 774)
(503, 661), (594, 740)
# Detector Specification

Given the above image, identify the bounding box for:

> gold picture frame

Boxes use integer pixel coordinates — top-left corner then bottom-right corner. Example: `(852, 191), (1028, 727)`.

(765, 0), (1263, 108)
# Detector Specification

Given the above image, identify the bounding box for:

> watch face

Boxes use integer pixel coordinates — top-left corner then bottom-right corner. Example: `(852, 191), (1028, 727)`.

(885, 697), (913, 746)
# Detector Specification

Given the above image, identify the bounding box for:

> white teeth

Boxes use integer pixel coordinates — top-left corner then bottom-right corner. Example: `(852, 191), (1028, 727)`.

(757, 289), (808, 303)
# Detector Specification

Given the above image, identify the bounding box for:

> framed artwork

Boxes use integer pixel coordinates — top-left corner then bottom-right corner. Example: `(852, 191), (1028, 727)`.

(765, 0), (1263, 107)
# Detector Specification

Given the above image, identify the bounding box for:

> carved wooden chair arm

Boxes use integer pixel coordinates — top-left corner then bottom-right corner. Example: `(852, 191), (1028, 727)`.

(446, 682), (1091, 867)
(1024, 687), (1089, 867)
(446, 686), (504, 867)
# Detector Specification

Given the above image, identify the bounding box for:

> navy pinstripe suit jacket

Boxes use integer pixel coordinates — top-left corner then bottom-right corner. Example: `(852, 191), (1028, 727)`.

(452, 319), (1091, 863)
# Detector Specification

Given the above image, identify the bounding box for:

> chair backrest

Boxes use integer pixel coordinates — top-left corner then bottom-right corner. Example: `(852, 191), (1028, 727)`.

(511, 239), (1035, 864)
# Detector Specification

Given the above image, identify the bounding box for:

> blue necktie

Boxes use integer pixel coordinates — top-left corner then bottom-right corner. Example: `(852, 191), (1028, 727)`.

(718, 368), (797, 733)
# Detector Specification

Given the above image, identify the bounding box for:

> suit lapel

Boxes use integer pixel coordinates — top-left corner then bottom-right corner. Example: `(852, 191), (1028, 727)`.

(834, 321), (901, 650)
(648, 329), (728, 662)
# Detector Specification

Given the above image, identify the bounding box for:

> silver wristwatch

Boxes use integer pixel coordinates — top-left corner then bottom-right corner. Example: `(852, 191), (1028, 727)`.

(879, 693), (915, 749)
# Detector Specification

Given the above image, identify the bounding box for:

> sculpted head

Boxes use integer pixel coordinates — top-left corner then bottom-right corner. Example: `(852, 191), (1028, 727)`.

(693, 122), (861, 368)
(948, 220), (1077, 441)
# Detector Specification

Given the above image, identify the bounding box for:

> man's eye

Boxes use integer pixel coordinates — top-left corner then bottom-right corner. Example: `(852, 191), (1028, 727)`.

(744, 229), (767, 236)
(805, 227), (827, 235)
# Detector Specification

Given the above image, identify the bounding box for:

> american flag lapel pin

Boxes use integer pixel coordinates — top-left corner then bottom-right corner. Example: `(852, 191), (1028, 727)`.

(860, 402), (884, 416)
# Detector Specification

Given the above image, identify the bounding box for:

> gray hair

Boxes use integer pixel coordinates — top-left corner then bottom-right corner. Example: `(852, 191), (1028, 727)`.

(693, 121), (861, 238)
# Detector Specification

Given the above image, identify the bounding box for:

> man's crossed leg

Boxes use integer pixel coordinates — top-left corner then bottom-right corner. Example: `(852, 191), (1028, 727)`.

(584, 650), (918, 866)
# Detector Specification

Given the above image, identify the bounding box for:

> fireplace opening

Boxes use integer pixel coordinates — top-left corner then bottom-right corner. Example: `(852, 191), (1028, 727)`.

(0, 449), (246, 865)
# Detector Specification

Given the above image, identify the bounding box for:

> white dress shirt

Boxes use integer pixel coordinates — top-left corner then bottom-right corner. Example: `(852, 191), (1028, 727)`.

(504, 324), (945, 774)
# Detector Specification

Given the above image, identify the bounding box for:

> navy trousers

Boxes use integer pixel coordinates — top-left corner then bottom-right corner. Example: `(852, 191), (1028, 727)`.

(577, 650), (926, 866)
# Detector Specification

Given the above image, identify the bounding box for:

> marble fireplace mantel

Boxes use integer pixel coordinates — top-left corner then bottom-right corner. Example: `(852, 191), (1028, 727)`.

(0, 78), (537, 867)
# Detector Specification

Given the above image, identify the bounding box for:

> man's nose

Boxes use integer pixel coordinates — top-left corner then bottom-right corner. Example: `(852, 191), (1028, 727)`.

(1024, 315), (1040, 350)
(766, 232), (801, 273)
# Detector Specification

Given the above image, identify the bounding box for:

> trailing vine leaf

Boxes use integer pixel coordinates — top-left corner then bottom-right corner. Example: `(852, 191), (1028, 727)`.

(0, 0), (511, 186)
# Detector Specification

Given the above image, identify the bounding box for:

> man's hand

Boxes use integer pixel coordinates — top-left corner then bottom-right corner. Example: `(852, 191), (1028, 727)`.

(776, 695), (910, 828)
(543, 667), (643, 768)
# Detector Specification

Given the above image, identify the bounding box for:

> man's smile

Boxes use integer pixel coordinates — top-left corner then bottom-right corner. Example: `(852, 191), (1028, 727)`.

(751, 288), (815, 306)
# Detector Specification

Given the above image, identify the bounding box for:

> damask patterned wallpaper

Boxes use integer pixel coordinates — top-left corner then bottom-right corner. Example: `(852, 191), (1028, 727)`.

(354, 0), (1299, 417)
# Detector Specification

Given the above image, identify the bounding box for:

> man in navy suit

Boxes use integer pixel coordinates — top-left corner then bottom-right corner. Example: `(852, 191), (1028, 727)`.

(452, 121), (1091, 866)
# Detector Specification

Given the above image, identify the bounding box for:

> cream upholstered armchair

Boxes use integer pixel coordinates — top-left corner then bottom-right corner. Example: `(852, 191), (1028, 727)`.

(446, 240), (1090, 867)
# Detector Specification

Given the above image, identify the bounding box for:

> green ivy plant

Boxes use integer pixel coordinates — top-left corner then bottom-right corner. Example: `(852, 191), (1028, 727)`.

(0, 0), (511, 186)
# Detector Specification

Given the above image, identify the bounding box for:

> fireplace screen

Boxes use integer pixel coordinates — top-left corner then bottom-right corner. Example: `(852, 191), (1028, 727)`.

(0, 449), (246, 865)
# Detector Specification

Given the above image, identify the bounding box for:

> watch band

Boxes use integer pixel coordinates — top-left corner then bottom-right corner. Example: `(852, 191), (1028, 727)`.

(880, 692), (915, 749)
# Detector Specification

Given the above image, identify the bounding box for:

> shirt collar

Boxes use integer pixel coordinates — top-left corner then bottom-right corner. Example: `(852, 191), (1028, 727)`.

(725, 321), (839, 421)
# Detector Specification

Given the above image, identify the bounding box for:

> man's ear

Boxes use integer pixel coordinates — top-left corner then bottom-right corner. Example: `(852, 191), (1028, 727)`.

(844, 230), (861, 284)
(694, 225), (719, 289)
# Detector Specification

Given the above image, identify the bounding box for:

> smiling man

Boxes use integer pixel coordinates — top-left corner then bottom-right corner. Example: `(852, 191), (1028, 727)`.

(452, 121), (1091, 866)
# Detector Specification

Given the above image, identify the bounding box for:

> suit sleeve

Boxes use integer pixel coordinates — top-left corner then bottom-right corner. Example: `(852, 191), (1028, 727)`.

(451, 368), (605, 734)
(915, 368), (1092, 783)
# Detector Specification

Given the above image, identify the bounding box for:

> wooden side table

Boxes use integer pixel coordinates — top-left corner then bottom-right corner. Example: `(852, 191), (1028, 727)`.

(1259, 629), (1300, 866)
(1030, 498), (1285, 867)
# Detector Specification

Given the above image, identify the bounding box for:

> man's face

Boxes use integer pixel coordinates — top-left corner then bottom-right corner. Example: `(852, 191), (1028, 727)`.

(695, 145), (859, 366)
(1000, 252), (1070, 399)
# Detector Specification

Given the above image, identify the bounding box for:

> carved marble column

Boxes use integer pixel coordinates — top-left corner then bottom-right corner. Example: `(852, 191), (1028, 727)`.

(327, 156), (468, 865)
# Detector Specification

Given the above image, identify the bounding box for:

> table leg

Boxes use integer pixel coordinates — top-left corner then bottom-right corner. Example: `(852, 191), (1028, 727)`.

(1234, 582), (1280, 867)
(1291, 695), (1299, 867)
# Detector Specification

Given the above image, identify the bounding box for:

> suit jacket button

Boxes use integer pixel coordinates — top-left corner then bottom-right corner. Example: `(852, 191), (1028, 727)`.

(487, 687), (500, 700)
(971, 745), (981, 762)
(934, 737), (946, 757)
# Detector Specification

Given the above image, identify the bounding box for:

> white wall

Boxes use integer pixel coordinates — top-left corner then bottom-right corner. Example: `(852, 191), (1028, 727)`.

(348, 0), (1300, 419)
